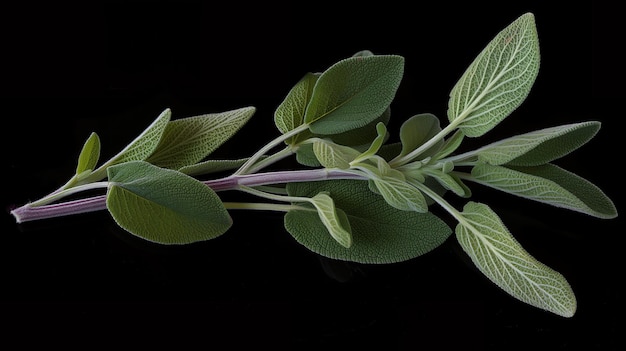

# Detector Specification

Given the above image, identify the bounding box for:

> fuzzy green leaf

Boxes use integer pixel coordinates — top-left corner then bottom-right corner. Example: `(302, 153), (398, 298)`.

(76, 132), (101, 175)
(305, 55), (404, 135)
(448, 13), (540, 137)
(471, 163), (617, 219)
(455, 202), (577, 317)
(433, 130), (465, 161)
(312, 139), (360, 169)
(372, 176), (428, 212)
(285, 180), (451, 264)
(476, 122), (601, 166)
(353, 122), (387, 162)
(399, 113), (443, 159)
(274, 73), (319, 143)
(422, 170), (470, 198)
(178, 158), (252, 176)
(146, 107), (255, 170)
(329, 107), (391, 147)
(310, 193), (353, 248)
(104, 108), (171, 167)
(106, 161), (232, 244)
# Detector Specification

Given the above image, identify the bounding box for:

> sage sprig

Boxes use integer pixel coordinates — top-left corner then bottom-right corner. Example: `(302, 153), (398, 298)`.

(10, 13), (616, 318)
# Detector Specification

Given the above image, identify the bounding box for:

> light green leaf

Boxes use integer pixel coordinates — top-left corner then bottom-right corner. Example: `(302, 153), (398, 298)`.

(106, 161), (232, 244)
(274, 73), (319, 143)
(422, 170), (470, 198)
(372, 176), (428, 212)
(76, 132), (101, 175)
(285, 180), (451, 264)
(432, 130), (465, 160)
(312, 139), (360, 169)
(399, 113), (443, 159)
(455, 201), (576, 317)
(476, 122), (601, 166)
(305, 55), (404, 135)
(146, 107), (255, 170)
(352, 122), (387, 162)
(310, 192), (353, 248)
(103, 108), (171, 167)
(471, 163), (617, 219)
(448, 13), (540, 137)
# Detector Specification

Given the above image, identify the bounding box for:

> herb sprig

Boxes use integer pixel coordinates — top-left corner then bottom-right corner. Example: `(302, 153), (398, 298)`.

(10, 13), (617, 317)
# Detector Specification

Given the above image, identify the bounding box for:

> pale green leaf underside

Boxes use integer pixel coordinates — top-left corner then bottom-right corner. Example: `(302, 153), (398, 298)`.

(274, 72), (319, 138)
(306, 55), (404, 135)
(146, 107), (255, 170)
(448, 13), (539, 137)
(76, 132), (101, 174)
(471, 163), (617, 219)
(372, 176), (428, 212)
(285, 180), (451, 264)
(106, 161), (232, 244)
(105, 108), (171, 166)
(312, 139), (360, 169)
(310, 193), (353, 248)
(476, 122), (601, 166)
(455, 201), (576, 317)
(433, 130), (465, 161)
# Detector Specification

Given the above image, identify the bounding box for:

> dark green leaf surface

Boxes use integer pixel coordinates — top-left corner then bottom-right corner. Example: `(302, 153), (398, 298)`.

(305, 55), (404, 135)
(106, 161), (232, 244)
(285, 180), (451, 264)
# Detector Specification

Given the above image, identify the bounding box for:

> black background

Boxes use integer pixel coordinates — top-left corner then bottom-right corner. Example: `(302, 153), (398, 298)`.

(1, 1), (622, 349)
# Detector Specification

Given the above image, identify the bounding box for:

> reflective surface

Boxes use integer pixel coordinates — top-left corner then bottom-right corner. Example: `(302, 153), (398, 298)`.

(1, 1), (621, 349)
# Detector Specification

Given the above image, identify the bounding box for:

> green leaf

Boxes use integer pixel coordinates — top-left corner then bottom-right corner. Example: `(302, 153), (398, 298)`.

(455, 202), (577, 317)
(106, 161), (232, 244)
(422, 170), (470, 198)
(471, 163), (617, 219)
(305, 55), (404, 135)
(294, 143), (321, 167)
(309, 192), (353, 248)
(178, 158), (253, 176)
(399, 113), (443, 159)
(372, 176), (428, 212)
(432, 130), (465, 161)
(352, 50), (374, 58)
(104, 108), (171, 167)
(285, 180), (451, 264)
(329, 107), (391, 147)
(312, 139), (360, 169)
(448, 13), (540, 137)
(274, 73), (319, 143)
(353, 122), (388, 162)
(146, 107), (255, 170)
(76, 132), (101, 175)
(476, 122), (601, 166)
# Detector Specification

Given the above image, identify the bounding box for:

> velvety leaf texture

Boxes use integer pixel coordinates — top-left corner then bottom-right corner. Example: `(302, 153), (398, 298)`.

(147, 107), (255, 170)
(105, 108), (171, 166)
(305, 55), (404, 135)
(106, 161), (232, 244)
(476, 122), (601, 166)
(285, 180), (451, 264)
(448, 13), (539, 137)
(274, 73), (319, 138)
(455, 202), (577, 317)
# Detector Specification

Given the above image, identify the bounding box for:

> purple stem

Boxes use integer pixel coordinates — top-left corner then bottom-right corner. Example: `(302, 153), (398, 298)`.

(10, 169), (365, 223)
